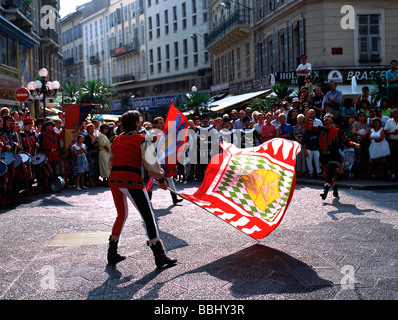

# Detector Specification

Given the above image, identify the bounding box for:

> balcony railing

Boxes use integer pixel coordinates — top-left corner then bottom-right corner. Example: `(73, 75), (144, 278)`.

(205, 9), (250, 48)
(112, 74), (135, 84)
(90, 54), (100, 65)
(41, 28), (59, 45)
(2, 0), (32, 22)
(110, 42), (138, 58)
(63, 57), (74, 66)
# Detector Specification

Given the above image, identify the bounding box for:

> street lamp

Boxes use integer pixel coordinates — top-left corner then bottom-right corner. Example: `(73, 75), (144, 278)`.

(220, 0), (253, 10)
(27, 68), (60, 119)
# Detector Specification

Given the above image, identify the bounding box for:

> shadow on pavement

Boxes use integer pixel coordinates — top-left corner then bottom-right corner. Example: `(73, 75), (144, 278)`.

(86, 244), (329, 300)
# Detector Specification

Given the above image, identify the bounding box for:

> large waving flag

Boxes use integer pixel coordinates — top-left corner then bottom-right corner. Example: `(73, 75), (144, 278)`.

(156, 102), (189, 177)
(181, 138), (301, 239)
(63, 103), (95, 147)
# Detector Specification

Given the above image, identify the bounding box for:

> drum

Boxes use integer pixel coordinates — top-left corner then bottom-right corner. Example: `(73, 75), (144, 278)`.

(20, 152), (35, 181)
(31, 152), (47, 166)
(0, 152), (14, 166)
(50, 176), (65, 193)
(14, 153), (22, 168)
(32, 152), (52, 179)
(0, 160), (7, 188)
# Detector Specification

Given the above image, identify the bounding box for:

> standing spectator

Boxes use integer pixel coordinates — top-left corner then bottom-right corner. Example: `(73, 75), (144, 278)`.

(71, 135), (89, 190)
(341, 98), (357, 128)
(355, 86), (373, 108)
(303, 118), (322, 177)
(367, 118), (390, 178)
(384, 108), (398, 179)
(84, 123), (99, 187)
(323, 81), (343, 118)
(296, 55), (312, 89)
(307, 109), (323, 127)
(253, 112), (264, 138)
(275, 113), (292, 140)
(351, 112), (370, 177)
(379, 97), (392, 117)
(98, 123), (111, 186)
(233, 109), (246, 129)
(386, 59), (398, 108)
(262, 112), (276, 143)
(312, 87), (324, 118)
(375, 107), (390, 128)
(292, 114), (307, 175)
(54, 119), (63, 133)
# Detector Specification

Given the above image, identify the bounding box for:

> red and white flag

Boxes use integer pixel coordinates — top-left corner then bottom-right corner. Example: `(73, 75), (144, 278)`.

(181, 138), (301, 239)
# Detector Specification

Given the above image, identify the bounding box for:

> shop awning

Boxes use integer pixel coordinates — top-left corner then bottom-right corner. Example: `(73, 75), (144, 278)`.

(210, 89), (271, 113)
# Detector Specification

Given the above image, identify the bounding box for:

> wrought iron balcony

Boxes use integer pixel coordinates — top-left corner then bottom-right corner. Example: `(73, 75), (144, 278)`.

(110, 42), (138, 58)
(1, 0), (32, 25)
(112, 74), (135, 84)
(90, 54), (101, 65)
(63, 57), (74, 66)
(205, 9), (251, 50)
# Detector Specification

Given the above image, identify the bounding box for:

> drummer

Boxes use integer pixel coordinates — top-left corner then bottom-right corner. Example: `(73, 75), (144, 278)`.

(37, 121), (61, 190)
(18, 118), (38, 196)
(0, 117), (12, 205)
(21, 118), (38, 156)
(1, 115), (17, 203)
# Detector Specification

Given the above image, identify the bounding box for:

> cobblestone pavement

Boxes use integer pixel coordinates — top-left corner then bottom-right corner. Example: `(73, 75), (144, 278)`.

(0, 180), (398, 301)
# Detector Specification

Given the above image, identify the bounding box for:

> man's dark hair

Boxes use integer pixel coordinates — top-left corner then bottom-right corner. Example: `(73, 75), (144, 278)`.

(390, 59), (397, 64)
(121, 110), (140, 132)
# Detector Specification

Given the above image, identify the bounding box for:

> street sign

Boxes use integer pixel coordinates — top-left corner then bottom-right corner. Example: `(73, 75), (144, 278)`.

(14, 87), (30, 103)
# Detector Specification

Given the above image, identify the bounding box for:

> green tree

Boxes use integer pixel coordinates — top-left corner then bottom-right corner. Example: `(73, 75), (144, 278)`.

(62, 82), (79, 103)
(370, 72), (388, 105)
(270, 82), (297, 100)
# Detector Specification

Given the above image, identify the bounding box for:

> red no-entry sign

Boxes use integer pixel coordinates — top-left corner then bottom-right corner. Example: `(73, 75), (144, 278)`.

(15, 87), (30, 103)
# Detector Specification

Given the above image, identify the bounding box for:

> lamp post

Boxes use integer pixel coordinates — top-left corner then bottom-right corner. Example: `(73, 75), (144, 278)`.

(27, 68), (60, 119)
(220, 0), (253, 10)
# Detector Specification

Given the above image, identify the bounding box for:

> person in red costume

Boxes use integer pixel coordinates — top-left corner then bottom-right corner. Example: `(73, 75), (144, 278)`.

(305, 110), (360, 200)
(107, 110), (177, 268)
(37, 121), (61, 190)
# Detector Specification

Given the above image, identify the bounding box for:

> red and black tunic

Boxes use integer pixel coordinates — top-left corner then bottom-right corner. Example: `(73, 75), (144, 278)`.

(20, 131), (37, 156)
(38, 132), (61, 163)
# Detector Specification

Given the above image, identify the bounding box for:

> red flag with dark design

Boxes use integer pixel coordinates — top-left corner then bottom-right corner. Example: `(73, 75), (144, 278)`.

(181, 138), (301, 239)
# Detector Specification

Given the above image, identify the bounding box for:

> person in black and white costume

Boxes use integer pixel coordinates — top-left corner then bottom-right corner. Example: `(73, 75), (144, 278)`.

(195, 114), (219, 181)
(240, 116), (261, 149)
(218, 117), (239, 152)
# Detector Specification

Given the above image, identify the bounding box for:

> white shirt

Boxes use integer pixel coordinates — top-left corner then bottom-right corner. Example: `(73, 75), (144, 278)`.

(296, 63), (312, 77)
(385, 118), (398, 140)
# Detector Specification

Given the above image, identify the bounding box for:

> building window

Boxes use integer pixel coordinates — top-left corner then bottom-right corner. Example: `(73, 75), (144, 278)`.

(164, 10), (169, 34)
(173, 6), (178, 32)
(358, 14), (380, 62)
(157, 46), (161, 73)
(156, 13), (160, 38)
(246, 42), (251, 74)
(174, 41), (179, 69)
(148, 16), (153, 40)
(182, 2), (187, 29)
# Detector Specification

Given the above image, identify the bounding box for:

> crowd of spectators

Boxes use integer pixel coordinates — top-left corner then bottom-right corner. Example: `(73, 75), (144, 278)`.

(1, 78), (398, 206)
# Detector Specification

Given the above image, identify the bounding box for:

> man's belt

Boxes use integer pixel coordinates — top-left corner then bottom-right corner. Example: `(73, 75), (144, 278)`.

(321, 150), (331, 154)
(46, 149), (58, 152)
(109, 179), (144, 186)
(111, 165), (141, 175)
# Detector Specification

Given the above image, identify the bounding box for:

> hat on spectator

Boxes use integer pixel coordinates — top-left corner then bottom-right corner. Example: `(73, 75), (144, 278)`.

(42, 121), (55, 129)
(292, 98), (300, 103)
(23, 118), (33, 125)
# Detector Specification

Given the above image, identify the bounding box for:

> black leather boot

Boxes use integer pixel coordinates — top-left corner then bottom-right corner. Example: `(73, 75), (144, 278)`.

(171, 191), (183, 205)
(147, 240), (177, 268)
(332, 184), (339, 197)
(107, 236), (126, 265)
(320, 184), (330, 200)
